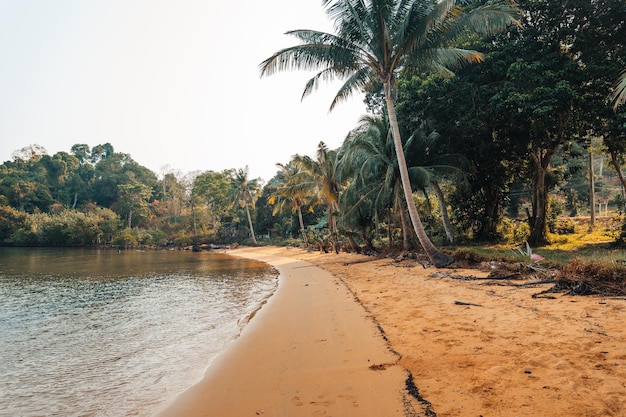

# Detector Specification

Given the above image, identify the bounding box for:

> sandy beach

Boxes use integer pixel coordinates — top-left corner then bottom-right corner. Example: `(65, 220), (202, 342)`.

(158, 246), (626, 417)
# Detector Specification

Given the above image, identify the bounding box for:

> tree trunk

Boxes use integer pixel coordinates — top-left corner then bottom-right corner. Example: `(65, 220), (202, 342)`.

(609, 151), (626, 191)
(481, 185), (501, 241)
(589, 150), (596, 226)
(297, 205), (309, 247)
(397, 194), (411, 252)
(384, 84), (453, 267)
(387, 207), (394, 251)
(609, 151), (626, 213)
(431, 180), (455, 244)
(528, 150), (550, 246)
(245, 204), (258, 245)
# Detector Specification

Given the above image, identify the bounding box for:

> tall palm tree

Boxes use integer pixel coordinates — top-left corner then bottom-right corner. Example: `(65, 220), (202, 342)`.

(292, 142), (342, 235)
(404, 128), (469, 245)
(338, 114), (466, 249)
(268, 162), (314, 246)
(230, 166), (261, 245)
(260, 0), (519, 267)
(337, 113), (412, 251)
(613, 69), (626, 110)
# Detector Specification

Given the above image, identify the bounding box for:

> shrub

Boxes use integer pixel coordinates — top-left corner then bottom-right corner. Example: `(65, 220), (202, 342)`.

(497, 218), (530, 244)
(549, 219), (576, 235)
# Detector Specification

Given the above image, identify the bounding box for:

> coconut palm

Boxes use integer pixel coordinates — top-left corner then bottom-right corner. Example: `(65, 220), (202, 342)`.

(338, 114), (466, 250)
(260, 0), (519, 267)
(268, 162), (314, 246)
(613, 69), (626, 110)
(230, 166), (261, 245)
(337, 114), (412, 251)
(292, 142), (342, 235)
(404, 128), (469, 245)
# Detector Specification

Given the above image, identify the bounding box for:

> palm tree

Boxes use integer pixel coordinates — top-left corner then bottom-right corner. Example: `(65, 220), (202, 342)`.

(338, 114), (466, 250)
(404, 129), (469, 245)
(260, 0), (519, 267)
(268, 162), (314, 246)
(230, 166), (261, 245)
(613, 69), (626, 110)
(292, 142), (342, 236)
(337, 114), (412, 251)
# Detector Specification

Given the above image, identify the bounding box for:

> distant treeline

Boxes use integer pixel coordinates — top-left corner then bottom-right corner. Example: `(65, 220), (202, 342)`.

(1, 0), (626, 252)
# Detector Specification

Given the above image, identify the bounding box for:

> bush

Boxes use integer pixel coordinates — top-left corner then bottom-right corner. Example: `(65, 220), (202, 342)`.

(112, 229), (138, 248)
(549, 219), (576, 235)
(497, 218), (530, 244)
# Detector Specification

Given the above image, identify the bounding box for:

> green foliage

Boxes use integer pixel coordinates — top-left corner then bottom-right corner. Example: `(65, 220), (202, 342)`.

(112, 229), (138, 248)
(550, 219), (576, 235)
(0, 205), (27, 243)
(7, 209), (113, 246)
(0, 1), (625, 254)
(497, 218), (531, 245)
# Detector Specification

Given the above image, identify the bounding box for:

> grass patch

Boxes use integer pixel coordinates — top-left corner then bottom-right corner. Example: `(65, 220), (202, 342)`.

(447, 217), (626, 296)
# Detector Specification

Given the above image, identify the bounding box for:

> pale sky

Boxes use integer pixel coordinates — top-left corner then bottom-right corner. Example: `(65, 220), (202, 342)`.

(0, 0), (366, 182)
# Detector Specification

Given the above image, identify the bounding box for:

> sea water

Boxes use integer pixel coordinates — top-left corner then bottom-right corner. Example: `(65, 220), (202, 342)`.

(0, 248), (278, 417)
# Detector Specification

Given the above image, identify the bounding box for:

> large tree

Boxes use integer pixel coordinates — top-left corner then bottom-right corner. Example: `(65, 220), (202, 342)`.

(260, 0), (519, 267)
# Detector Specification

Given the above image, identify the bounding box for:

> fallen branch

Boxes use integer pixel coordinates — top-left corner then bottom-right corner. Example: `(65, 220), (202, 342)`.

(454, 300), (483, 307)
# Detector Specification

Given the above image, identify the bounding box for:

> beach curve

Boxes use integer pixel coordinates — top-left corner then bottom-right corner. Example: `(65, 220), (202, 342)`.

(155, 247), (422, 417)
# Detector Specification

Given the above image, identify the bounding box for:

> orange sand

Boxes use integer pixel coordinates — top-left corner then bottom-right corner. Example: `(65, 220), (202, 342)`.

(158, 246), (626, 417)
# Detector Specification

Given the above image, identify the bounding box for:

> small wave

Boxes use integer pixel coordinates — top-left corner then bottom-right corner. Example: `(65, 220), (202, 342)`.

(0, 251), (279, 417)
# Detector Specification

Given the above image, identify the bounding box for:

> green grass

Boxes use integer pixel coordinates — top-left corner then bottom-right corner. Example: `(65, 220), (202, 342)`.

(447, 218), (626, 296)
(449, 216), (626, 267)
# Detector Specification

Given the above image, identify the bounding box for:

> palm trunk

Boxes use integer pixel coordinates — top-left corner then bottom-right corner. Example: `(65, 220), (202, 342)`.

(384, 84), (453, 267)
(528, 144), (556, 246)
(431, 180), (455, 244)
(396, 192), (410, 252)
(245, 204), (258, 245)
(387, 207), (394, 250)
(296, 205), (309, 247)
(609, 151), (626, 213)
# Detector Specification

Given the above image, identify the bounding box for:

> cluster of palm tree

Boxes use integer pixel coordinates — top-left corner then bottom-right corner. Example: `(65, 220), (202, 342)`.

(268, 114), (465, 255)
(260, 0), (520, 266)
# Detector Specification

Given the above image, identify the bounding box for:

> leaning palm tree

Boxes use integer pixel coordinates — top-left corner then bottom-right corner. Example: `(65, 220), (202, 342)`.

(404, 129), (469, 245)
(260, 0), (519, 267)
(612, 69), (626, 111)
(230, 166), (261, 245)
(337, 113), (413, 252)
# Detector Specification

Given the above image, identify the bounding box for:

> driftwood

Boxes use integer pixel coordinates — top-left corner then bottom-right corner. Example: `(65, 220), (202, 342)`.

(454, 301), (482, 307)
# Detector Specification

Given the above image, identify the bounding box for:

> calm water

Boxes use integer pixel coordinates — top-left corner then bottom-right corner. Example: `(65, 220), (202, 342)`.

(0, 248), (278, 417)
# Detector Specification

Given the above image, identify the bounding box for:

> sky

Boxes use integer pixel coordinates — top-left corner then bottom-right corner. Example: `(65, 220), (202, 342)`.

(0, 0), (366, 182)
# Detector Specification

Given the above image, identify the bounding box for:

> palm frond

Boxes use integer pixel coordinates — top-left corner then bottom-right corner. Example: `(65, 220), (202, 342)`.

(454, 2), (522, 38)
(612, 69), (626, 111)
(329, 66), (375, 111)
(259, 30), (356, 77)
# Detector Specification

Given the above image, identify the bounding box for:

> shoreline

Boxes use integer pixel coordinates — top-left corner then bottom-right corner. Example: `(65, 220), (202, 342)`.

(155, 247), (417, 417)
(157, 246), (626, 417)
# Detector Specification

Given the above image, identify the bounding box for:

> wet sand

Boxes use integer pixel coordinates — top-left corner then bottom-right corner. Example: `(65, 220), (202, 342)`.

(156, 249), (418, 417)
(157, 246), (626, 417)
